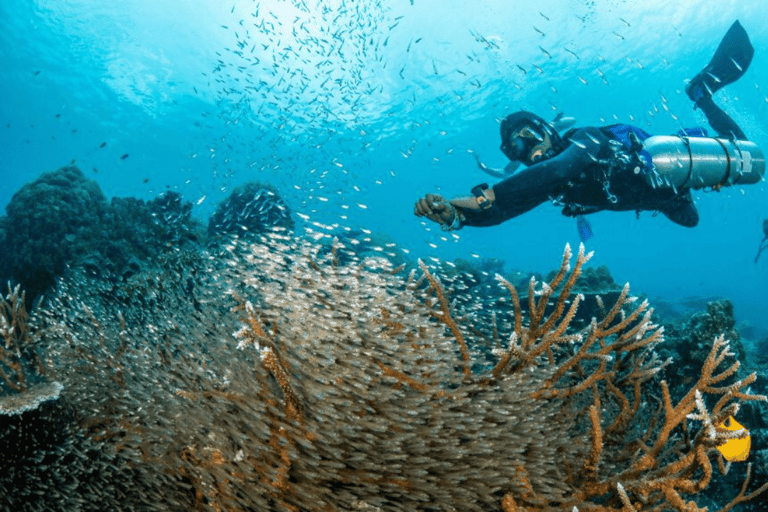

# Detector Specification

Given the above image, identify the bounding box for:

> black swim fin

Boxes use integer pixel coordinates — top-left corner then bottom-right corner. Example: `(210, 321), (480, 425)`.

(686, 20), (754, 103)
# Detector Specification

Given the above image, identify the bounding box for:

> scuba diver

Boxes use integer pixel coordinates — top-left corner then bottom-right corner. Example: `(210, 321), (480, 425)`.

(414, 21), (765, 234)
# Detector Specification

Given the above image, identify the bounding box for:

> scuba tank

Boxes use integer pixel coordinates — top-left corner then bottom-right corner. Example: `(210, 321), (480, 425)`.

(642, 136), (765, 190)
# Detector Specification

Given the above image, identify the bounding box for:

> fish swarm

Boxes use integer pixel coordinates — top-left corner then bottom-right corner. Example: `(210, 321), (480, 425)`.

(3, 233), (766, 511)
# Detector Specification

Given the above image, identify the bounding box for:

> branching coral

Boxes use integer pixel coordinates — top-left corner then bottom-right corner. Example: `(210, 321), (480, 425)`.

(407, 244), (767, 511)
(0, 283), (32, 393)
(227, 239), (768, 511)
(0, 282), (62, 416)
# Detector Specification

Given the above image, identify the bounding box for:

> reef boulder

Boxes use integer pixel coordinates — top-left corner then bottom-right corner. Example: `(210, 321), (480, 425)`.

(2, 166), (109, 301)
(207, 182), (294, 240)
(0, 165), (202, 304)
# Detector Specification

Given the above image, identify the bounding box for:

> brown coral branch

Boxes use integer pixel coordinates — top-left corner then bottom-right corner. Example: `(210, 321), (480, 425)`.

(488, 244), (594, 383)
(373, 359), (433, 393)
(495, 274), (522, 334)
(599, 335), (767, 511)
(0, 283), (43, 394)
(534, 244), (591, 338)
(716, 463), (768, 512)
(604, 379), (632, 437)
(585, 403), (604, 476)
(418, 259), (471, 377)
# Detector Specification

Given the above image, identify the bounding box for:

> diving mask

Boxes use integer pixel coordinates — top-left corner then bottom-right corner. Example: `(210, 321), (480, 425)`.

(500, 125), (546, 164)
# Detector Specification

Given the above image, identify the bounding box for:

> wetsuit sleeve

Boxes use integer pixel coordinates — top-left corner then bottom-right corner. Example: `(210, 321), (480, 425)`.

(460, 127), (606, 227)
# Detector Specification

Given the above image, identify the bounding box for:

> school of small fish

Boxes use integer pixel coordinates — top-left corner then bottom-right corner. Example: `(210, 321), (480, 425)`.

(194, 1), (668, 236)
(28, 1), (729, 248)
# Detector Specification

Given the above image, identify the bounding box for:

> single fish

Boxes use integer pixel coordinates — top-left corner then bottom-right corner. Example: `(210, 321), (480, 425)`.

(716, 416), (750, 462)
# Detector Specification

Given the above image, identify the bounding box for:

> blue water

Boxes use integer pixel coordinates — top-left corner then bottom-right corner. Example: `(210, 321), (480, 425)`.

(1, 0), (767, 334)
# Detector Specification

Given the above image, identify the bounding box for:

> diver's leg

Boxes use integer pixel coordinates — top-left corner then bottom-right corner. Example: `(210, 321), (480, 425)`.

(686, 20), (753, 140)
(687, 21), (753, 98)
(660, 190), (699, 227)
(693, 95), (747, 140)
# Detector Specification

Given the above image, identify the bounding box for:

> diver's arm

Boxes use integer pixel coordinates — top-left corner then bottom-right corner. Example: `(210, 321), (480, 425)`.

(457, 162), (568, 227)
(459, 129), (603, 227)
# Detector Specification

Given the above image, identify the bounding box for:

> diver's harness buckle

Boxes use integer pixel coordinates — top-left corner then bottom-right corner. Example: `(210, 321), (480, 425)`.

(601, 132), (647, 204)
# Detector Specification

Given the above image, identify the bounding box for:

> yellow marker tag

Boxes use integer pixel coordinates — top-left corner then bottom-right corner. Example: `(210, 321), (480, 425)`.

(716, 416), (751, 462)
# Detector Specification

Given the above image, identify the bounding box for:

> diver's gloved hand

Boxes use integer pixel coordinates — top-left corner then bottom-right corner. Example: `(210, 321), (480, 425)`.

(414, 193), (460, 228)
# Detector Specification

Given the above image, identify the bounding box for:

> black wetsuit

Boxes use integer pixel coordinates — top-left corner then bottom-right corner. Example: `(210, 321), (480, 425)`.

(461, 100), (746, 229)
(459, 127), (696, 227)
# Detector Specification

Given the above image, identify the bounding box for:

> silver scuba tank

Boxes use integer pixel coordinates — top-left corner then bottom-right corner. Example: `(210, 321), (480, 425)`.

(642, 136), (765, 190)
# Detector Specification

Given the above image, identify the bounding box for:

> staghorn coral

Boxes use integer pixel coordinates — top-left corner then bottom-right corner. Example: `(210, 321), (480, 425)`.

(8, 235), (767, 511)
(660, 300), (747, 398)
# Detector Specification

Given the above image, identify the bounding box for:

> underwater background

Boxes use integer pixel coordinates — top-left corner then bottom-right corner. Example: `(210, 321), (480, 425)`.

(2, 0), (767, 335)
(2, 1), (768, 511)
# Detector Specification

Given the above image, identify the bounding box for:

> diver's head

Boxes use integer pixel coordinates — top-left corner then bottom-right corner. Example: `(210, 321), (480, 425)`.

(500, 111), (561, 166)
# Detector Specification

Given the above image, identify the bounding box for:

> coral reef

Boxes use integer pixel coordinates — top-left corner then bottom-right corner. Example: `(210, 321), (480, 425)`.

(661, 300), (746, 390)
(103, 190), (200, 277)
(1, 166), (110, 300)
(0, 165), (202, 304)
(659, 300), (768, 512)
(207, 181), (294, 240)
(2, 235), (764, 511)
(1, 168), (765, 511)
